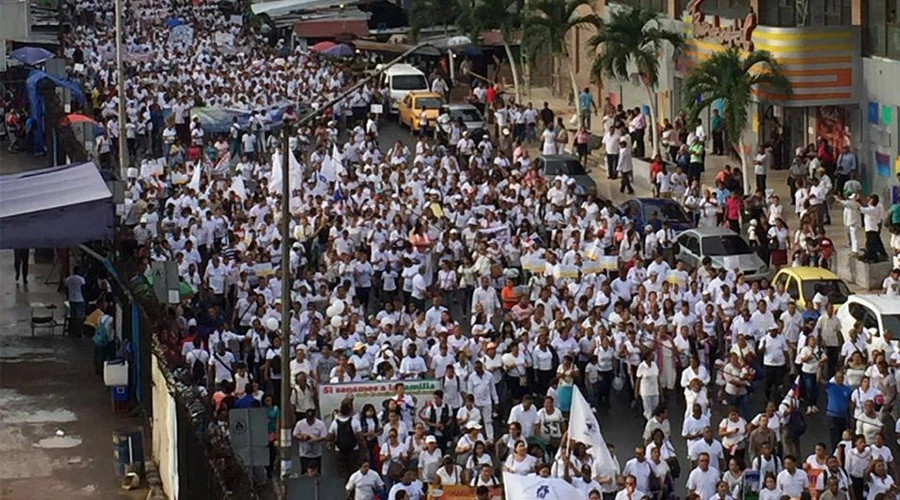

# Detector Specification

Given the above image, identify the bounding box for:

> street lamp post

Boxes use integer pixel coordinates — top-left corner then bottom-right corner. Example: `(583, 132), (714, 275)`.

(277, 40), (439, 494)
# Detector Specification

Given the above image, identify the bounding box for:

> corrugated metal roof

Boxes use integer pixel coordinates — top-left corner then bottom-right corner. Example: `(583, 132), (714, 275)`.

(293, 17), (370, 38)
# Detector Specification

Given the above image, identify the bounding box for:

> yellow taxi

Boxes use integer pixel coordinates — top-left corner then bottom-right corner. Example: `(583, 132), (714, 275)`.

(397, 91), (443, 132)
(772, 267), (850, 309)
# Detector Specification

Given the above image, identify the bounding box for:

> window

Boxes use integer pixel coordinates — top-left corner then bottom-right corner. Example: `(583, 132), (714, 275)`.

(391, 74), (428, 91)
(643, 202), (690, 222)
(701, 234), (753, 256)
(866, 0), (900, 59)
(681, 234), (700, 255)
(786, 277), (799, 300)
(800, 279), (850, 305)
(773, 272), (788, 289)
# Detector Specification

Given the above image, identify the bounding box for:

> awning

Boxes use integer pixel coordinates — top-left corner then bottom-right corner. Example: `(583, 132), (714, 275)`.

(251, 0), (357, 17)
(354, 39), (441, 56)
(294, 18), (370, 39)
(0, 162), (114, 249)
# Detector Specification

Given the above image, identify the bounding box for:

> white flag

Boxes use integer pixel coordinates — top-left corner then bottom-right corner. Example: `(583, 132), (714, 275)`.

(502, 472), (582, 500)
(187, 162), (202, 191)
(230, 175), (247, 200)
(568, 385), (619, 479)
(331, 144), (345, 178)
(288, 150), (304, 192)
(269, 151), (283, 193)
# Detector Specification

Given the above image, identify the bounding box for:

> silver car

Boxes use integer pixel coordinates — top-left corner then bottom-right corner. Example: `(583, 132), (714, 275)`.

(675, 227), (770, 281)
(438, 104), (486, 141)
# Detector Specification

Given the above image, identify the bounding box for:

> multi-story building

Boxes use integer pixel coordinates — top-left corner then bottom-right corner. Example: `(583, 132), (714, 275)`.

(564, 0), (900, 201)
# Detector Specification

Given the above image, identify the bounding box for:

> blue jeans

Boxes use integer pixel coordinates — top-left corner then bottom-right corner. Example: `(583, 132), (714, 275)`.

(801, 372), (818, 407)
(726, 393), (749, 420)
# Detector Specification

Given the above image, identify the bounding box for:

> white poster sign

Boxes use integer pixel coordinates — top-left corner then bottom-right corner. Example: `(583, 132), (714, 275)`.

(318, 379), (439, 425)
(168, 25), (195, 49)
(215, 32), (235, 46)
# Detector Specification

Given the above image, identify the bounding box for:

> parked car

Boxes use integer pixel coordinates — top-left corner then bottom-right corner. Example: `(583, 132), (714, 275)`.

(772, 267), (850, 309)
(675, 227), (770, 281)
(438, 104), (486, 143)
(618, 198), (695, 232)
(837, 295), (900, 357)
(397, 91), (444, 132)
(537, 155), (597, 197)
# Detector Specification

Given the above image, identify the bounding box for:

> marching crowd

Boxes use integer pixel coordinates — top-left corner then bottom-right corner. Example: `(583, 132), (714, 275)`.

(50, 0), (900, 498)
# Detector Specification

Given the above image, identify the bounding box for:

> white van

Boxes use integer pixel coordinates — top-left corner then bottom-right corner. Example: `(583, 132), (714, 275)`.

(378, 63), (429, 113)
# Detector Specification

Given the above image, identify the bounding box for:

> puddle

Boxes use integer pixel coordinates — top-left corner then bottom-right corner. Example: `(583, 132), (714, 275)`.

(34, 435), (83, 449)
(1, 409), (77, 424)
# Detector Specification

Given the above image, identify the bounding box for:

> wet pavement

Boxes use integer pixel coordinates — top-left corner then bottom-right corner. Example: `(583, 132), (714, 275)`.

(0, 251), (146, 499)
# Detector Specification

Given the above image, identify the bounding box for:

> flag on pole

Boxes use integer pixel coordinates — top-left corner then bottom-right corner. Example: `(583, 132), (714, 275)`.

(502, 472), (583, 500)
(568, 385), (619, 479)
(187, 162), (202, 191)
(269, 151), (283, 193)
(230, 175), (247, 200)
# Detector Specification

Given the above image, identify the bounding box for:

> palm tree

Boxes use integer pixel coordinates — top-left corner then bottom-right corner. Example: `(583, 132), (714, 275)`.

(588, 6), (683, 156)
(469, 0), (523, 103)
(522, 0), (600, 108)
(409, 0), (461, 40)
(684, 47), (792, 192)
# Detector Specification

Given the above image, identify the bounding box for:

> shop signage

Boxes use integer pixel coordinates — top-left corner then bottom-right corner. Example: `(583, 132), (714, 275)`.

(687, 0), (757, 51)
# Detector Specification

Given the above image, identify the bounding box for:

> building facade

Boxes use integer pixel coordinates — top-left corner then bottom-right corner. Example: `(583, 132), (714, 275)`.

(567, 0), (900, 201)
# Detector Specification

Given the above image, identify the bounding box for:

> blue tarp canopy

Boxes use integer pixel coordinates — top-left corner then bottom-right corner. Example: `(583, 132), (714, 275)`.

(10, 47), (54, 66)
(190, 104), (292, 134)
(0, 162), (114, 249)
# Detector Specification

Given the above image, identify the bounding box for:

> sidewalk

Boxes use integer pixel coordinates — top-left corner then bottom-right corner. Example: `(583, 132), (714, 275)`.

(0, 251), (146, 500)
(528, 86), (888, 290)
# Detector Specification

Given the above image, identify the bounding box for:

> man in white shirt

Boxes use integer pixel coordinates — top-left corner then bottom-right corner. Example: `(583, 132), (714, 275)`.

(758, 327), (789, 401)
(209, 342), (236, 386)
(602, 125), (622, 180)
(467, 361), (498, 440)
(686, 452), (721, 500)
(776, 455), (810, 498)
(507, 395), (538, 439)
(859, 195), (888, 262)
(388, 470), (425, 500)
(293, 409), (327, 475)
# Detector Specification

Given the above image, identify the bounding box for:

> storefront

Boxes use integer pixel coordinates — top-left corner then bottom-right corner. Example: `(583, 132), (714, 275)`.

(677, 5), (863, 173)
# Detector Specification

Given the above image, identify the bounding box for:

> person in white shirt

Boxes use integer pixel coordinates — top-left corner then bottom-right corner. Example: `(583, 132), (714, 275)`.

(602, 125), (622, 180)
(615, 475), (649, 500)
(775, 456), (810, 498)
(507, 395), (538, 439)
(467, 361), (498, 440)
(686, 452), (721, 500)
(208, 342), (236, 385)
(346, 460), (385, 500)
(293, 409), (328, 475)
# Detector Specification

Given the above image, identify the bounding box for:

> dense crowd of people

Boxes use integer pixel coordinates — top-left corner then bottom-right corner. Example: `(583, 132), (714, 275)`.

(40, 0), (900, 498)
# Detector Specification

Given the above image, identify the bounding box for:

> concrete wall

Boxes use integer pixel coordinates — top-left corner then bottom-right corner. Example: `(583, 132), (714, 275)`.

(859, 56), (900, 203)
(151, 356), (179, 500)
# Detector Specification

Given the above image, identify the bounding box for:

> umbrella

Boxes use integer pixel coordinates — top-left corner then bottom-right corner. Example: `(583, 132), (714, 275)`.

(59, 114), (105, 136)
(322, 43), (354, 58)
(10, 47), (54, 66)
(310, 41), (336, 52)
(165, 17), (184, 28)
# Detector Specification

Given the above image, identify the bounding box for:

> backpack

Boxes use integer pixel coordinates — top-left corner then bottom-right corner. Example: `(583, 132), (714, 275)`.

(93, 319), (110, 347)
(192, 354), (206, 383)
(335, 418), (357, 453)
(787, 405), (807, 438)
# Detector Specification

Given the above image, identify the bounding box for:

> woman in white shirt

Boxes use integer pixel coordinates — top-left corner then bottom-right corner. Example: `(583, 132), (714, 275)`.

(796, 335), (825, 414)
(503, 439), (537, 475)
(635, 352), (661, 421)
(380, 428), (408, 477)
(719, 407), (748, 459)
(867, 459), (895, 500)
(758, 472), (783, 500)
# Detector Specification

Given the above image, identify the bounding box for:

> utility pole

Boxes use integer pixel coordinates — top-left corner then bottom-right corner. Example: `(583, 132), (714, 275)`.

(277, 39), (447, 497)
(114, 0), (127, 177)
(278, 112), (294, 493)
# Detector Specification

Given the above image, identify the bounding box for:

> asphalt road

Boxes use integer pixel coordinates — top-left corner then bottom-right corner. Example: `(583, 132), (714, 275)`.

(287, 119), (853, 499)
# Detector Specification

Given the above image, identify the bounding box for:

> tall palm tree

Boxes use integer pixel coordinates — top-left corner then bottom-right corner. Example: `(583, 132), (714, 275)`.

(588, 6), (683, 156)
(522, 0), (600, 108)
(470, 0), (523, 104)
(409, 0), (461, 40)
(684, 47), (792, 192)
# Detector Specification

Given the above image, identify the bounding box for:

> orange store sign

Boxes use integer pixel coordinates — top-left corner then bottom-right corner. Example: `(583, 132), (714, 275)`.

(687, 0), (757, 51)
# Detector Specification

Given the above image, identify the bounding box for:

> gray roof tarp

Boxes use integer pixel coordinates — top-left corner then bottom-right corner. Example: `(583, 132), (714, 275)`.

(0, 162), (114, 249)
